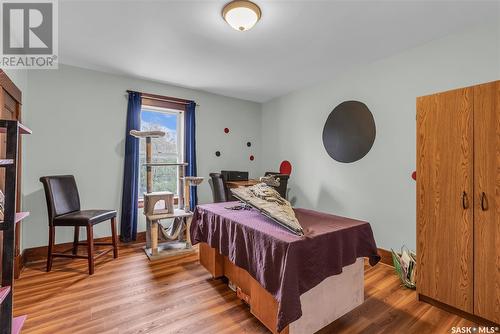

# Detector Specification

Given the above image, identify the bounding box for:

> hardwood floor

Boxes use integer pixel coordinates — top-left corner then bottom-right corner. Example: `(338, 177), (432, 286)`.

(13, 241), (477, 334)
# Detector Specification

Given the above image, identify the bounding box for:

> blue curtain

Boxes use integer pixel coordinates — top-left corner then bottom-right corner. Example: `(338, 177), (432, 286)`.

(120, 91), (141, 242)
(185, 101), (198, 209)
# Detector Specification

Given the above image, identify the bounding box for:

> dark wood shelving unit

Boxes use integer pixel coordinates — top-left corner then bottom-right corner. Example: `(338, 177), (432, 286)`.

(0, 120), (31, 334)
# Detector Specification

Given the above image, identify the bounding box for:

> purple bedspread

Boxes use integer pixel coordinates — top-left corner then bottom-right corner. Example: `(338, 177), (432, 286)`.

(190, 202), (380, 332)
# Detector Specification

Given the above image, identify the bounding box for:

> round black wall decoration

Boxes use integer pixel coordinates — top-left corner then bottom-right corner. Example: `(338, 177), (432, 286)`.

(322, 101), (376, 163)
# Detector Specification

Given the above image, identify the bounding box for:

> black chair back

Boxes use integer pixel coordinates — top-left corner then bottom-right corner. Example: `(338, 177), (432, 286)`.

(209, 173), (227, 203)
(264, 172), (290, 199)
(221, 170), (248, 182)
(40, 175), (81, 224)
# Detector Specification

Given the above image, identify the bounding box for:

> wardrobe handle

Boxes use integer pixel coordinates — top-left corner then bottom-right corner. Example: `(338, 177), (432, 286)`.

(480, 192), (488, 211)
(462, 191), (469, 209)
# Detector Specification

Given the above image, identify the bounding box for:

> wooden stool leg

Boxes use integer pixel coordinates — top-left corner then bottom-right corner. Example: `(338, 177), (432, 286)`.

(72, 226), (79, 255)
(111, 217), (118, 258)
(86, 225), (95, 275)
(46, 225), (55, 272)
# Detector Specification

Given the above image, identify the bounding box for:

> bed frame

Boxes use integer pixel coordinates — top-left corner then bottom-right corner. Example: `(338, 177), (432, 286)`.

(199, 243), (364, 334)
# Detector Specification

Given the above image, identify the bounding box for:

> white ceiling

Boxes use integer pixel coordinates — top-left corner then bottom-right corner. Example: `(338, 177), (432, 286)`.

(59, 0), (499, 102)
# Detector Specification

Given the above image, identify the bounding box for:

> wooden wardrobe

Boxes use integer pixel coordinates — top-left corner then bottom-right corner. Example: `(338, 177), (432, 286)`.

(416, 80), (499, 324)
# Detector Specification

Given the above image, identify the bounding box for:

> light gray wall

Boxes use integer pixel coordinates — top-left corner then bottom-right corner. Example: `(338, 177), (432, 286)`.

(261, 23), (500, 251)
(21, 64), (262, 248)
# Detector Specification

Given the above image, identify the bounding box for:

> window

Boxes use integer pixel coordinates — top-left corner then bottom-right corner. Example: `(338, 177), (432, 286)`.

(139, 106), (184, 198)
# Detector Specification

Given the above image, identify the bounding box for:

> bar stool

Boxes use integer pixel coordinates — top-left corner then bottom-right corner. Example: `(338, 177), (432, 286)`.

(39, 175), (118, 275)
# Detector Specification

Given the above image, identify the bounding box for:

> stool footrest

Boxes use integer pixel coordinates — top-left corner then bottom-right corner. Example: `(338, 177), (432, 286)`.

(77, 242), (114, 246)
(52, 253), (88, 259)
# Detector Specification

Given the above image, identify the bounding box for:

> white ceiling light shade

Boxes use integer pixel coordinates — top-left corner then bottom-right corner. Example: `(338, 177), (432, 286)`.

(222, 0), (261, 31)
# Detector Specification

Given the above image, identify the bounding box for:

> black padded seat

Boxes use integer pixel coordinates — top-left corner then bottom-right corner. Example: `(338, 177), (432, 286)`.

(54, 209), (118, 226)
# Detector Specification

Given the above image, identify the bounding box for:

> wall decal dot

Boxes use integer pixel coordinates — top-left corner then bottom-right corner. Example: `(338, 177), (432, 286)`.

(224, 127), (230, 134)
(250, 155), (255, 161)
(280, 160), (292, 175)
(412, 171), (416, 181)
(247, 142), (252, 147)
(215, 151), (221, 157)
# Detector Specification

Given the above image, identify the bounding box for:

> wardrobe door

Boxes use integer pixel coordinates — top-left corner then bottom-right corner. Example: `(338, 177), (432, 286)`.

(416, 87), (474, 313)
(473, 80), (500, 323)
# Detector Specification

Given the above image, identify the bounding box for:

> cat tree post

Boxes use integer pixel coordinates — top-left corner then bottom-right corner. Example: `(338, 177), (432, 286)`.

(178, 163), (185, 210)
(145, 136), (159, 254)
(146, 137), (153, 192)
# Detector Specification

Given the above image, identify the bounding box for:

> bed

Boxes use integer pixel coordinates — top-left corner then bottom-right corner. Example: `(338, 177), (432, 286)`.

(190, 202), (380, 334)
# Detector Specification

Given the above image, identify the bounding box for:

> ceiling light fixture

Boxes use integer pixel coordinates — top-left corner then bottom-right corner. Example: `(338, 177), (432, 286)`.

(222, 0), (261, 32)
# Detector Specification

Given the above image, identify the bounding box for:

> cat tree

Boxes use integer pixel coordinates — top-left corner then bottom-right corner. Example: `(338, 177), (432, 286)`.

(130, 130), (203, 260)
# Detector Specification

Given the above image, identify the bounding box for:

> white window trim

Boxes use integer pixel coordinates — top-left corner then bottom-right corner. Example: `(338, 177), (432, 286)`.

(139, 105), (185, 198)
